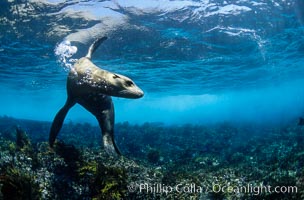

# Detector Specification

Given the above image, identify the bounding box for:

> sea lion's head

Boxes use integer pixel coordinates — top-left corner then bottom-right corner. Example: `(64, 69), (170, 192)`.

(106, 73), (144, 99)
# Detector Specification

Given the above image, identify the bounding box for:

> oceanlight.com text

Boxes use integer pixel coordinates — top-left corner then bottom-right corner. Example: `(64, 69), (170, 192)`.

(212, 183), (298, 196)
(127, 182), (298, 196)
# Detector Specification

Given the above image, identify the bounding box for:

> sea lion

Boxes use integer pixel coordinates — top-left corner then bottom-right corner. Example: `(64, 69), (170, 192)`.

(49, 36), (144, 156)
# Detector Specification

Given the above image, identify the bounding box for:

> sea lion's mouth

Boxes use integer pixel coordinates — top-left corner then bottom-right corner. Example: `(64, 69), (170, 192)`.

(119, 88), (144, 99)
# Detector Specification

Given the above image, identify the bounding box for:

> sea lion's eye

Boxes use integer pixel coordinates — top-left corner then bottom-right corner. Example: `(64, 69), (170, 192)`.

(126, 80), (133, 87)
(113, 74), (120, 79)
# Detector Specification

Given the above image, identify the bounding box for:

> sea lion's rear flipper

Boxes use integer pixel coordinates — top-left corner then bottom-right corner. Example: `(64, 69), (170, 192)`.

(85, 36), (108, 59)
(96, 103), (121, 157)
(102, 133), (121, 157)
(49, 98), (75, 147)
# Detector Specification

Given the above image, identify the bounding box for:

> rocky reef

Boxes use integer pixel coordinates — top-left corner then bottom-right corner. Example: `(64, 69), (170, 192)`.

(0, 116), (303, 199)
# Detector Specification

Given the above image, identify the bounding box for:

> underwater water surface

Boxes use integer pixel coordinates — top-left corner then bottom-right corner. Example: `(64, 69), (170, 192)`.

(0, 0), (304, 125)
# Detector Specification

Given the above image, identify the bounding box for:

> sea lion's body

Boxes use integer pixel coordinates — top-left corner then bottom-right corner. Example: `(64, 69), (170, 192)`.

(49, 37), (143, 156)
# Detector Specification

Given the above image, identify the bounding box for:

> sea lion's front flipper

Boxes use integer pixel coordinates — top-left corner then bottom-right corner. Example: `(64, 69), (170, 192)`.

(49, 98), (75, 147)
(96, 102), (121, 157)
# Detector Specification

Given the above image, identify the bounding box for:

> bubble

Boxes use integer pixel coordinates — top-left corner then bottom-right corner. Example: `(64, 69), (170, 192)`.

(54, 40), (78, 71)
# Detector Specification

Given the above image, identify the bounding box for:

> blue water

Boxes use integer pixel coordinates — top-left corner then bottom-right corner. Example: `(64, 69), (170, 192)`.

(1, 0), (304, 126)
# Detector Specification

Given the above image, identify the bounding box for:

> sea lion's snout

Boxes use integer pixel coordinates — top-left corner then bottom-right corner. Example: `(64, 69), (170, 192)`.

(130, 86), (144, 99)
(137, 88), (144, 98)
(118, 84), (144, 99)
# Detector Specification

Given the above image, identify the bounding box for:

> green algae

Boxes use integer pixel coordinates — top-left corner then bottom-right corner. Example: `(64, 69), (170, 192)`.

(0, 166), (40, 200)
(0, 117), (303, 199)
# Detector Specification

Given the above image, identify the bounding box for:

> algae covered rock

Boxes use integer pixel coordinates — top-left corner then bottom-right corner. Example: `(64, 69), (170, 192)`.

(0, 117), (304, 199)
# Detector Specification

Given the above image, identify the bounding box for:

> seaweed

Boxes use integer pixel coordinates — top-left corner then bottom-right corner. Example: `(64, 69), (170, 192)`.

(0, 167), (40, 200)
(89, 163), (128, 200)
(0, 116), (303, 199)
(147, 148), (160, 164)
(53, 141), (82, 179)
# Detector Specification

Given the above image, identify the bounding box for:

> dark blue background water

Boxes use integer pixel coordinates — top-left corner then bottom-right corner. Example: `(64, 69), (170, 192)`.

(1, 0), (304, 126)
